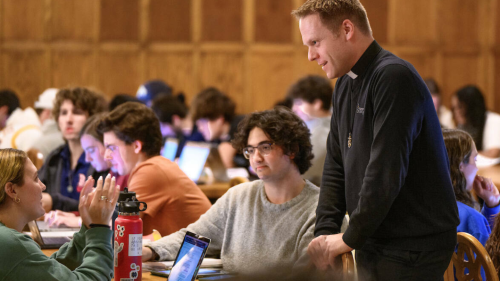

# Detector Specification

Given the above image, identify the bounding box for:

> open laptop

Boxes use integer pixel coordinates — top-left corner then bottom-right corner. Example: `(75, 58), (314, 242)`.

(36, 220), (80, 232)
(162, 138), (179, 161)
(151, 231), (228, 280)
(28, 220), (74, 249)
(178, 142), (228, 183)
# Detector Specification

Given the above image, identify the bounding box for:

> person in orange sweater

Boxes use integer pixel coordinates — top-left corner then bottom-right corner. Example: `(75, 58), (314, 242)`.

(97, 102), (211, 236)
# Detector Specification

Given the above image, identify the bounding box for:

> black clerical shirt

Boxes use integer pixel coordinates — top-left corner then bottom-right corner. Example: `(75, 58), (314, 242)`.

(315, 41), (459, 251)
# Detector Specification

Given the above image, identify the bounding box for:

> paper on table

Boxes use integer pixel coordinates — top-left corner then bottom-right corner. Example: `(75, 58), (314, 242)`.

(143, 258), (222, 271)
(40, 231), (76, 238)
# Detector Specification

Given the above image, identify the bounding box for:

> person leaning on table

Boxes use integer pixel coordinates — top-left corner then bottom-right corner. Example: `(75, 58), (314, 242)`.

(0, 148), (119, 281)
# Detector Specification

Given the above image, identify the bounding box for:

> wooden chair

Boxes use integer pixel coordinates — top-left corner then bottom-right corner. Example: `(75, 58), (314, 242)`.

(444, 232), (499, 281)
(306, 251), (356, 281)
(340, 252), (355, 280)
(229, 176), (249, 187)
(26, 148), (44, 170)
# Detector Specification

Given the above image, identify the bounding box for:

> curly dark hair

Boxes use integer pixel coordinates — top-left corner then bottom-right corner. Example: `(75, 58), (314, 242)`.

(454, 85), (487, 150)
(97, 102), (162, 157)
(231, 106), (313, 174)
(287, 75), (333, 111)
(442, 129), (477, 209)
(191, 87), (235, 122)
(52, 87), (107, 121)
(486, 214), (500, 275)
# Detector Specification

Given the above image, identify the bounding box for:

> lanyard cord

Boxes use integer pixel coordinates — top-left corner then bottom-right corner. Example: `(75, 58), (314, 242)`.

(348, 81), (354, 148)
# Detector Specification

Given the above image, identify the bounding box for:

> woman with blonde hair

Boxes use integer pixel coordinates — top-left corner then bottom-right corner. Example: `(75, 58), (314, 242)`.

(0, 148), (119, 280)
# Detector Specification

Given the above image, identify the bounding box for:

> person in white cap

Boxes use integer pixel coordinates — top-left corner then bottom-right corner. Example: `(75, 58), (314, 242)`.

(31, 88), (65, 157)
(0, 89), (42, 151)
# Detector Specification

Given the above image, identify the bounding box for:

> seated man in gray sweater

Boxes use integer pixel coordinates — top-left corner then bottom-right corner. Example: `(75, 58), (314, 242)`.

(142, 106), (319, 276)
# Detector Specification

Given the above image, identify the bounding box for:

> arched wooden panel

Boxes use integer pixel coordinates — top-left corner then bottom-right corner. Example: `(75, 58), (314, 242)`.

(50, 0), (97, 41)
(255, 0), (293, 43)
(201, 0), (243, 42)
(250, 52), (295, 111)
(145, 51), (195, 101)
(0, 0), (498, 114)
(200, 52), (245, 111)
(2, 0), (45, 41)
(149, 0), (191, 42)
(52, 50), (95, 89)
(97, 51), (140, 96)
(1, 50), (48, 108)
(100, 0), (139, 41)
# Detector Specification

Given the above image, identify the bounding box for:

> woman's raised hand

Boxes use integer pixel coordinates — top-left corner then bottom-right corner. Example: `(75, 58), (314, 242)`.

(79, 174), (120, 228)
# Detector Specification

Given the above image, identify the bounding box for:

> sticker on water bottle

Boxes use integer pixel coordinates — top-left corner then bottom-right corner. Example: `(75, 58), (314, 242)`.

(128, 234), (142, 256)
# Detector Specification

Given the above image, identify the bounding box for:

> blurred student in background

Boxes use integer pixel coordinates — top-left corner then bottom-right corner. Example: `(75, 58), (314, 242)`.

(151, 94), (204, 158)
(98, 102), (211, 236)
(452, 85), (500, 158)
(0, 89), (41, 151)
(443, 129), (500, 280)
(136, 79), (172, 107)
(288, 75), (332, 186)
(31, 88), (65, 157)
(39, 87), (107, 212)
(45, 113), (129, 228)
(443, 129), (500, 246)
(424, 78), (455, 129)
(191, 87), (246, 168)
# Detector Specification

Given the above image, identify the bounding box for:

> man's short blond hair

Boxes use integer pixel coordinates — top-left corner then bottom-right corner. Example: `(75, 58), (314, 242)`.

(292, 0), (372, 36)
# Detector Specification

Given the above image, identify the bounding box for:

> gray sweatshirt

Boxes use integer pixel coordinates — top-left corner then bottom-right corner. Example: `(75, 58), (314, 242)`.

(147, 180), (319, 275)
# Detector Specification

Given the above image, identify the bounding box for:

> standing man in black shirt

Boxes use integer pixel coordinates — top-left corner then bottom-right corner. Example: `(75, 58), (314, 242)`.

(292, 1), (459, 280)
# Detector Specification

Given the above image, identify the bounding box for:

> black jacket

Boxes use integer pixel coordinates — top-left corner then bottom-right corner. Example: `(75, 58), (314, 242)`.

(316, 41), (459, 251)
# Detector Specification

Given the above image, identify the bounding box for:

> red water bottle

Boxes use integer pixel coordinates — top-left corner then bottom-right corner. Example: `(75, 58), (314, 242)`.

(114, 188), (147, 281)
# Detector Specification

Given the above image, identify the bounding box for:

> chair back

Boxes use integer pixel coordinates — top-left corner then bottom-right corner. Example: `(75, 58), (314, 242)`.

(27, 148), (44, 170)
(308, 251), (356, 280)
(444, 232), (499, 281)
(341, 252), (355, 279)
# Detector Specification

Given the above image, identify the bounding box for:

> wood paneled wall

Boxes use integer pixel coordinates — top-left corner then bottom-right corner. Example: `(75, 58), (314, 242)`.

(1, 0), (499, 113)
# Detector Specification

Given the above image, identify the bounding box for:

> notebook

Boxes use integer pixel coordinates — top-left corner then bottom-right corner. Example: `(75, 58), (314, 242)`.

(28, 220), (74, 249)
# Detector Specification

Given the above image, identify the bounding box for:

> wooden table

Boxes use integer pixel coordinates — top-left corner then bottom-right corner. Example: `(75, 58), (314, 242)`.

(477, 164), (500, 187)
(198, 182), (231, 199)
(42, 249), (169, 280)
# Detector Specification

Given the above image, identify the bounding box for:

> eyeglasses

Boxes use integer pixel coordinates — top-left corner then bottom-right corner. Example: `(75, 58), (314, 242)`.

(243, 142), (274, 159)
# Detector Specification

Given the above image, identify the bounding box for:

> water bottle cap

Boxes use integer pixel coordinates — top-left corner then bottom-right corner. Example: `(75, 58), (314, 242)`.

(117, 187), (136, 202)
(116, 188), (147, 213)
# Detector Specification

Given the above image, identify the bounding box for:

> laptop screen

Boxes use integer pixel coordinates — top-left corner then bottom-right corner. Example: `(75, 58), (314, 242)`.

(178, 143), (211, 182)
(28, 221), (73, 248)
(169, 232), (210, 281)
(162, 138), (179, 161)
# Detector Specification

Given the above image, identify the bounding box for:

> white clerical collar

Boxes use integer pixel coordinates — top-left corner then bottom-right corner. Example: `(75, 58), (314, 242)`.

(347, 71), (358, 79)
